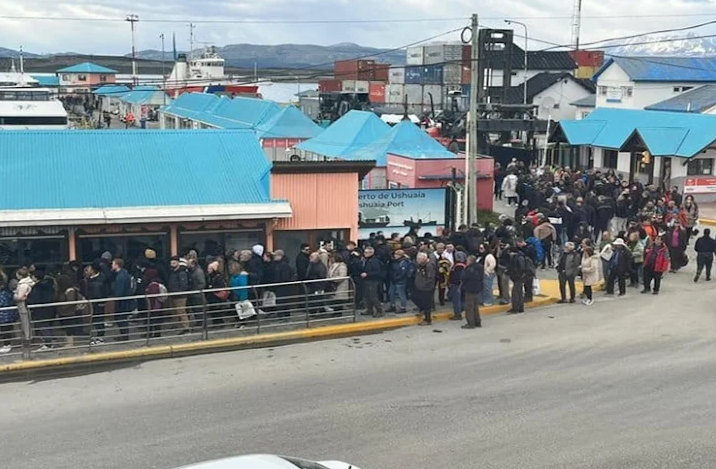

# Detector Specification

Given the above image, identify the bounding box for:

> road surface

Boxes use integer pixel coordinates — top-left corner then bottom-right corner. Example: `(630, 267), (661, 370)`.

(1, 263), (716, 469)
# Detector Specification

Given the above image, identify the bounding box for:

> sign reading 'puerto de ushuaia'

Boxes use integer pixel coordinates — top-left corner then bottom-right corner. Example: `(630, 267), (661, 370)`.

(358, 188), (446, 239)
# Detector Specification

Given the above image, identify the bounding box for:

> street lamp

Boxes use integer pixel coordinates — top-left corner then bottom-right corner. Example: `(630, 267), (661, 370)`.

(504, 19), (528, 106)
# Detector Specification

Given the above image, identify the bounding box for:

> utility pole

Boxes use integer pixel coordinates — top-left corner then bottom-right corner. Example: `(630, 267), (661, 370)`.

(160, 33), (167, 105)
(467, 13), (480, 226)
(505, 20), (528, 106)
(126, 14), (139, 86)
(571, 0), (583, 50)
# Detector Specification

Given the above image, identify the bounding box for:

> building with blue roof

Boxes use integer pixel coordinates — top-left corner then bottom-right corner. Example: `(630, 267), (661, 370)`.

(0, 129), (293, 267)
(160, 93), (323, 160)
(644, 84), (716, 114)
(550, 107), (716, 200)
(30, 74), (60, 88)
(295, 110), (391, 159)
(593, 56), (716, 111)
(57, 61), (119, 93)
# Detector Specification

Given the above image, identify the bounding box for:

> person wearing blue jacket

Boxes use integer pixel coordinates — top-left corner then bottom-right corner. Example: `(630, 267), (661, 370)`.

(111, 258), (134, 342)
(361, 246), (385, 318)
(387, 249), (413, 314)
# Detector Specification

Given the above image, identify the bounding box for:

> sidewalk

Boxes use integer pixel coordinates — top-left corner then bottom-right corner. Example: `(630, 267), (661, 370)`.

(0, 280), (562, 376)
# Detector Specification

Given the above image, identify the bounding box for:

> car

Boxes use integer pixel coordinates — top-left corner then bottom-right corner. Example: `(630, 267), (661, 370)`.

(174, 454), (361, 469)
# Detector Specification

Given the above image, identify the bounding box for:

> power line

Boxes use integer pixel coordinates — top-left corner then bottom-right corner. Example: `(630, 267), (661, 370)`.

(0, 14), (469, 24)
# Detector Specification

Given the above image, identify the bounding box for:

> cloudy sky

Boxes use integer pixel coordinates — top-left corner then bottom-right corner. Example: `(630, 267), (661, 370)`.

(0, 0), (715, 55)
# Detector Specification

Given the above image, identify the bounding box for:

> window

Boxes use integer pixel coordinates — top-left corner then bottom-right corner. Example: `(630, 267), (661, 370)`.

(62, 74), (69, 80)
(77, 75), (87, 82)
(179, 230), (262, 265)
(388, 181), (400, 189)
(77, 233), (169, 265)
(0, 235), (68, 273)
(553, 103), (560, 109)
(673, 86), (694, 93)
(0, 116), (68, 126)
(687, 158), (714, 176)
(603, 149), (618, 169)
(621, 86), (633, 97)
(581, 111), (590, 119)
(99, 75), (107, 82)
(598, 86), (607, 96)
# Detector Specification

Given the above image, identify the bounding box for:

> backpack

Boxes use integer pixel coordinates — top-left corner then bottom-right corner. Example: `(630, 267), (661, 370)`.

(527, 237), (545, 264)
(0, 288), (17, 324)
(157, 283), (169, 303)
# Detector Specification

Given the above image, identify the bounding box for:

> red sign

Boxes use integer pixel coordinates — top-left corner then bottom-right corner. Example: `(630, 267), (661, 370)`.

(684, 177), (716, 193)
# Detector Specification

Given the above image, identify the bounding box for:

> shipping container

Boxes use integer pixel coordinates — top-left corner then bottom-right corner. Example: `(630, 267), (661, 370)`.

(355, 80), (370, 93)
(318, 79), (342, 93)
(423, 85), (443, 106)
(386, 84), (405, 104)
(568, 50), (603, 68)
(461, 65), (471, 85)
(374, 63), (390, 82)
(406, 46), (425, 65)
(389, 67), (405, 84)
(404, 66), (424, 85)
(423, 44), (463, 65)
(342, 80), (356, 92)
(334, 59), (376, 80)
(442, 63), (462, 84)
(405, 84), (423, 104)
(369, 82), (386, 103)
(422, 65), (444, 85)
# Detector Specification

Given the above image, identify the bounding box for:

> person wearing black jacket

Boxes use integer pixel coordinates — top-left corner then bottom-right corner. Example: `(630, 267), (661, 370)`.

(167, 256), (190, 335)
(507, 247), (527, 313)
(606, 238), (632, 296)
(295, 243), (311, 281)
(306, 252), (328, 316)
(516, 238), (537, 303)
(27, 266), (57, 350)
(86, 261), (109, 345)
(360, 246), (385, 318)
(344, 242), (364, 308)
(272, 250), (295, 318)
(461, 255), (484, 329)
(694, 229), (716, 282)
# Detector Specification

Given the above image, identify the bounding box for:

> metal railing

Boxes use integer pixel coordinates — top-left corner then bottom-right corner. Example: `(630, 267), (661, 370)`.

(0, 277), (356, 361)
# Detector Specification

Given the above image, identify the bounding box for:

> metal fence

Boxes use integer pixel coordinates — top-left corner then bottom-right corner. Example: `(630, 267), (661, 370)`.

(0, 277), (356, 361)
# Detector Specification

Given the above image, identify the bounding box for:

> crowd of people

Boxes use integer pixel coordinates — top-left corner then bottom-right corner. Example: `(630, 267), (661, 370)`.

(495, 159), (713, 304)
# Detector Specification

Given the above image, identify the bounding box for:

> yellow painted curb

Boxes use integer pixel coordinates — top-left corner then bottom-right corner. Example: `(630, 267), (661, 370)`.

(0, 296), (557, 374)
(700, 218), (716, 227)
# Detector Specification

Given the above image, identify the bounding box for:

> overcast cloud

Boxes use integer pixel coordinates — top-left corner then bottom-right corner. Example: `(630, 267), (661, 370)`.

(0, 0), (715, 55)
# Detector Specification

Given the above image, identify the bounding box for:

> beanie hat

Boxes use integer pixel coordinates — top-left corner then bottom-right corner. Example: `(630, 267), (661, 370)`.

(101, 251), (112, 261)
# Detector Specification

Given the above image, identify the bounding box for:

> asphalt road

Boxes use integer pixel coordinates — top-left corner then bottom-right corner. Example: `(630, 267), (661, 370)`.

(2, 260), (716, 469)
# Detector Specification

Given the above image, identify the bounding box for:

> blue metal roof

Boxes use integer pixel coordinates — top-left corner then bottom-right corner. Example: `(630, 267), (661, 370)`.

(93, 84), (130, 96)
(211, 97), (282, 127)
(554, 107), (716, 158)
(295, 110), (390, 158)
(593, 57), (716, 83)
(0, 130), (276, 210)
(255, 105), (322, 139)
(120, 87), (171, 106)
(644, 84), (716, 113)
(31, 75), (60, 87)
(570, 94), (596, 108)
(57, 62), (118, 74)
(344, 120), (457, 166)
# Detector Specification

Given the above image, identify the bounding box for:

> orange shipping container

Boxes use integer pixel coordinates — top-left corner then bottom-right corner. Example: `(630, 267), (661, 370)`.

(374, 63), (390, 81)
(319, 79), (342, 93)
(369, 82), (386, 103)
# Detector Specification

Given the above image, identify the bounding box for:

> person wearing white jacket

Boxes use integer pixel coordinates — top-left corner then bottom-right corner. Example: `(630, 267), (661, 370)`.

(13, 270), (34, 344)
(478, 243), (497, 306)
(501, 172), (519, 207)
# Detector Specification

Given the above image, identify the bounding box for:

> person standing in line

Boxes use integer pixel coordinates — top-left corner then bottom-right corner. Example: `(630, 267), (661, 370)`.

(502, 171), (519, 207)
(643, 235), (670, 295)
(26, 266), (57, 351)
(494, 163), (505, 201)
(360, 246), (385, 318)
(694, 228), (716, 282)
(272, 250), (295, 319)
(167, 256), (191, 335)
(413, 252), (436, 325)
(626, 231), (645, 288)
(12, 267), (34, 349)
(461, 255), (484, 329)
(478, 243), (496, 306)
(306, 252), (328, 316)
(387, 249), (412, 314)
(327, 253), (349, 316)
(111, 258), (134, 341)
(448, 251), (467, 321)
(295, 243), (311, 281)
(666, 220), (688, 273)
(507, 246), (526, 314)
(580, 246), (601, 306)
(683, 195), (699, 243)
(606, 238), (632, 297)
(556, 242), (581, 304)
(534, 216), (557, 269)
(186, 258), (206, 328)
(86, 262), (109, 346)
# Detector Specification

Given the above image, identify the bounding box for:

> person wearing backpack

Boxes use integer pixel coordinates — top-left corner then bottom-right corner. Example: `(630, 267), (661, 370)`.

(12, 267), (34, 347)
(55, 274), (91, 348)
(111, 258), (134, 342)
(448, 251), (467, 320)
(144, 268), (167, 338)
(0, 275), (17, 354)
(534, 216), (557, 269)
(26, 266), (57, 351)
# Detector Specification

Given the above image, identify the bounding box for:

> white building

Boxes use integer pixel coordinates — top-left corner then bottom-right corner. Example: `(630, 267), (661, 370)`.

(592, 56), (716, 110)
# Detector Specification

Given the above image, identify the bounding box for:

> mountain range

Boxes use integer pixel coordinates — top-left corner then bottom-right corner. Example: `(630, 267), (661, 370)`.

(129, 42), (406, 69)
(602, 33), (716, 57)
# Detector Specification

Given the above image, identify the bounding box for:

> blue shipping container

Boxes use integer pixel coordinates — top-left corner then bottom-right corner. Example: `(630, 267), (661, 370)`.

(422, 65), (443, 85)
(404, 66), (424, 85)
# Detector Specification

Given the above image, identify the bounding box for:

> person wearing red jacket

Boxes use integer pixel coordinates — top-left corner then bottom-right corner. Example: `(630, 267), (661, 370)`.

(642, 235), (670, 295)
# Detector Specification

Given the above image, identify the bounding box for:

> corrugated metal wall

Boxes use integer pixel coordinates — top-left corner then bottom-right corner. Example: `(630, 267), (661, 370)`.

(272, 172), (359, 240)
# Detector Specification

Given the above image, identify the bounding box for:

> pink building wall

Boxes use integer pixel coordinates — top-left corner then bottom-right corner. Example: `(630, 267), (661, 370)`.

(386, 154), (494, 211)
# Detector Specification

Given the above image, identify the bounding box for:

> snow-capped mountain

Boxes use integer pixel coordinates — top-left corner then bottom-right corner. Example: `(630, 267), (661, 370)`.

(605, 33), (716, 57)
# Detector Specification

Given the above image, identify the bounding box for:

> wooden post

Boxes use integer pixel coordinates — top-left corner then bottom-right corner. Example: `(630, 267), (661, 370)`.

(170, 224), (178, 256)
(68, 228), (77, 261)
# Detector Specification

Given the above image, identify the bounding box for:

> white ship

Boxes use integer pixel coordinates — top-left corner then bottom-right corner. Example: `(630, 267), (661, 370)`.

(0, 87), (68, 130)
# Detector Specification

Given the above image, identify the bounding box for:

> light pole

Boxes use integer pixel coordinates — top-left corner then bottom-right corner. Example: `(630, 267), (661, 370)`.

(504, 19), (528, 106)
(160, 33), (167, 105)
